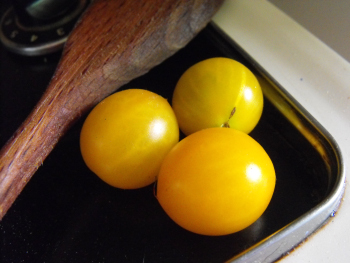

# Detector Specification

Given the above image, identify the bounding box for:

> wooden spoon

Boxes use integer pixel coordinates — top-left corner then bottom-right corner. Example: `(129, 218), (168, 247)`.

(0, 0), (224, 220)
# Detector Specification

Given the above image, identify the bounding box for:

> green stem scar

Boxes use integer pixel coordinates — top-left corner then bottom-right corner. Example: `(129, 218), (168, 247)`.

(222, 107), (236, 128)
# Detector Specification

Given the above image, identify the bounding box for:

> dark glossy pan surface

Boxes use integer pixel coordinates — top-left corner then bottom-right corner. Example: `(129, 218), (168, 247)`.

(0, 9), (340, 262)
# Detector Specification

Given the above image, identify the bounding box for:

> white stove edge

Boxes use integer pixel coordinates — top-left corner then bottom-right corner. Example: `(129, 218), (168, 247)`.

(212, 0), (350, 262)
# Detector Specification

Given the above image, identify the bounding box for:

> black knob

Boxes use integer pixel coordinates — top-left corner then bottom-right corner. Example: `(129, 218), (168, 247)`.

(13, 0), (79, 26)
(0, 0), (89, 56)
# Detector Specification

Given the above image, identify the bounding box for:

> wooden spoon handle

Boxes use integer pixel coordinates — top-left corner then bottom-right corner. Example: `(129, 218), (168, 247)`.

(0, 0), (224, 220)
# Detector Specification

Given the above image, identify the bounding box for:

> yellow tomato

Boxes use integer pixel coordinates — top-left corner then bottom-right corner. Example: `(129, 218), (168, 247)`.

(156, 127), (275, 236)
(80, 89), (179, 189)
(172, 57), (263, 135)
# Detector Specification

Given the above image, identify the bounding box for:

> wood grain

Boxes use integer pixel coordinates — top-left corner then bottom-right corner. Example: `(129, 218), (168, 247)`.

(0, 0), (224, 220)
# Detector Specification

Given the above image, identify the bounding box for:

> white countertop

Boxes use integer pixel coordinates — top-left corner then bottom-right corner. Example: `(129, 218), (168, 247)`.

(269, 0), (350, 63)
(212, 1), (350, 262)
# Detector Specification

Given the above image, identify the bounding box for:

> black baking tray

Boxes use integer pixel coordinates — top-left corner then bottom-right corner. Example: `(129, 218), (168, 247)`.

(0, 5), (344, 262)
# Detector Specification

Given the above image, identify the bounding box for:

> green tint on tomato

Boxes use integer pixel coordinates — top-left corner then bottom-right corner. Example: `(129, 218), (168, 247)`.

(172, 57), (263, 135)
(80, 89), (179, 189)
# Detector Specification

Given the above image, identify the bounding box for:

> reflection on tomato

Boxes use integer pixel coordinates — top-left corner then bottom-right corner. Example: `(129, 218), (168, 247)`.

(156, 127), (275, 236)
(80, 89), (179, 189)
(172, 57), (263, 135)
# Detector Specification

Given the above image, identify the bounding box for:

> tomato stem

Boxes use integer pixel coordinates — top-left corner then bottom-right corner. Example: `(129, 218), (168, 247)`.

(222, 107), (236, 128)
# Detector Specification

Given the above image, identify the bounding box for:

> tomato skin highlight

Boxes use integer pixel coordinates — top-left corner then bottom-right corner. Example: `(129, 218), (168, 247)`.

(80, 89), (179, 189)
(156, 127), (275, 236)
(172, 57), (263, 135)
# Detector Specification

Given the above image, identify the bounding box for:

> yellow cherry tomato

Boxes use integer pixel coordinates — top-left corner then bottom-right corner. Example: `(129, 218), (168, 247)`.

(156, 127), (275, 236)
(172, 57), (263, 135)
(80, 89), (179, 189)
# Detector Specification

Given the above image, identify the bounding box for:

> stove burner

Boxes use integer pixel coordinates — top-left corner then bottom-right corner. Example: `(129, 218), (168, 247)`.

(0, 0), (89, 56)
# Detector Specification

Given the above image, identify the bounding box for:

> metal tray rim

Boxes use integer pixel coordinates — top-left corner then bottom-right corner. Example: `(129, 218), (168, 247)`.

(215, 25), (347, 262)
